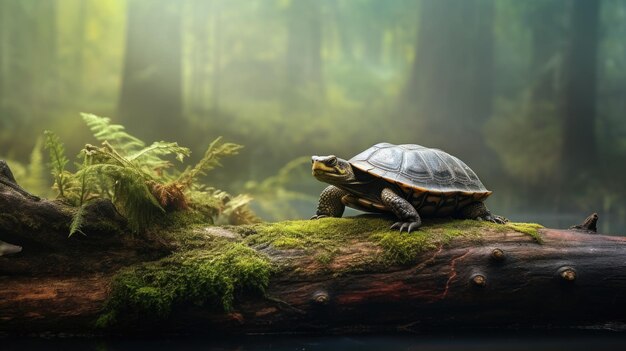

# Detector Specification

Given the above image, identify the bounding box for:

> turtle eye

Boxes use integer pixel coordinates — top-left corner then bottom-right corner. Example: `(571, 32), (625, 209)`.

(327, 156), (338, 167)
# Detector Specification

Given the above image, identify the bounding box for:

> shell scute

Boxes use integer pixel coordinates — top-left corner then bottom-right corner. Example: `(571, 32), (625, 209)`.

(349, 143), (491, 197)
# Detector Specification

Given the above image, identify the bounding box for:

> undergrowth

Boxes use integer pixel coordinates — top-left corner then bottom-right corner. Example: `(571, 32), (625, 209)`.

(44, 113), (259, 235)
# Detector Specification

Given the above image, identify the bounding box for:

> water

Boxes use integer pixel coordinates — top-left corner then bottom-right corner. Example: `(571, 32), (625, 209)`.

(4, 333), (626, 351)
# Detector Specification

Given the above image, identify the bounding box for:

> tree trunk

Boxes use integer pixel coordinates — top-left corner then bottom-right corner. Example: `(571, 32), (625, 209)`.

(2, 161), (626, 335)
(186, 0), (211, 114)
(284, 0), (324, 110)
(402, 0), (494, 173)
(528, 0), (565, 101)
(118, 0), (184, 142)
(73, 0), (87, 97)
(560, 0), (600, 197)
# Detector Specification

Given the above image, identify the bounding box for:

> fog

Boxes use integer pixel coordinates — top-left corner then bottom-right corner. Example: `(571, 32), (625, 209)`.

(1, 0), (625, 232)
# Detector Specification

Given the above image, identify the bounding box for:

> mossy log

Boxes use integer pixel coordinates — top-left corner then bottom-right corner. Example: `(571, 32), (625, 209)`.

(1, 160), (626, 336)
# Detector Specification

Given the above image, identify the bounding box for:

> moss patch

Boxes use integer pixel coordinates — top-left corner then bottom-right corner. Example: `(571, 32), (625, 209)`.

(505, 222), (544, 243)
(240, 217), (535, 267)
(369, 219), (499, 265)
(99, 216), (543, 326)
(96, 240), (272, 328)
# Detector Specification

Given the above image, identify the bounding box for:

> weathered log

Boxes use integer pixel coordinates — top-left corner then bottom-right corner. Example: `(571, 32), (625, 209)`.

(1, 161), (626, 336)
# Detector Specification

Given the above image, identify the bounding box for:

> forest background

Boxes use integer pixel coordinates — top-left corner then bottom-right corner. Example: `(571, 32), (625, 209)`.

(0, 0), (624, 233)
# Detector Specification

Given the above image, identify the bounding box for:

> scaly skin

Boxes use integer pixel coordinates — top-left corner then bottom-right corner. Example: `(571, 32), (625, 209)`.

(311, 185), (348, 219)
(381, 188), (422, 233)
(457, 202), (507, 224)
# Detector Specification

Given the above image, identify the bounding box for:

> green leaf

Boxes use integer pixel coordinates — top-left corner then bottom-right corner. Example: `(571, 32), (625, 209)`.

(177, 137), (243, 189)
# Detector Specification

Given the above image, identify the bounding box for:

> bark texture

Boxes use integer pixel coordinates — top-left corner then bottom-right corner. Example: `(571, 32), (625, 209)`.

(1, 161), (626, 335)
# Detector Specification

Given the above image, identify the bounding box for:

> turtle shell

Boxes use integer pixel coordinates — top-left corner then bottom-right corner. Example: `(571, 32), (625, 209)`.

(349, 143), (492, 197)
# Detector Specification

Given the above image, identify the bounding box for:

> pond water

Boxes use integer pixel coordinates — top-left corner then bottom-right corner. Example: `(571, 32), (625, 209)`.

(4, 333), (626, 351)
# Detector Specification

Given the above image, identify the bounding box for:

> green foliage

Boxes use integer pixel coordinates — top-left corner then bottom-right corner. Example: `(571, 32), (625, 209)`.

(44, 113), (253, 234)
(69, 204), (87, 237)
(97, 240), (272, 327)
(81, 113), (145, 154)
(43, 130), (71, 198)
(81, 113), (191, 177)
(177, 137), (243, 189)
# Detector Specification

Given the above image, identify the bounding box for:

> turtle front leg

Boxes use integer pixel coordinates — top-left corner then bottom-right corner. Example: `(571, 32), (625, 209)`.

(311, 185), (348, 219)
(381, 188), (422, 233)
(458, 202), (508, 224)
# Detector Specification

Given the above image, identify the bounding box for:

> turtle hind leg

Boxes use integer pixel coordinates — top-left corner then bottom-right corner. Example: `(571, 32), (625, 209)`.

(458, 202), (508, 224)
(381, 188), (422, 233)
(311, 185), (348, 219)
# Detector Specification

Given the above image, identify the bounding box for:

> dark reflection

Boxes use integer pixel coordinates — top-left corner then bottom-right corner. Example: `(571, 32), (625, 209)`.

(4, 333), (626, 351)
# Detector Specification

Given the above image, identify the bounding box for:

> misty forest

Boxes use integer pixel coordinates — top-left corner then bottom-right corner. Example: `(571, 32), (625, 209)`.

(5, 0), (626, 340)
(0, 0), (625, 233)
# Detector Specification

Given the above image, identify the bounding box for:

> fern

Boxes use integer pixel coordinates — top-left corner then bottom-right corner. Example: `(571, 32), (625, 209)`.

(129, 141), (191, 177)
(221, 194), (260, 225)
(42, 114), (255, 234)
(69, 204), (87, 237)
(77, 142), (166, 232)
(177, 137), (243, 189)
(81, 113), (144, 154)
(44, 130), (70, 198)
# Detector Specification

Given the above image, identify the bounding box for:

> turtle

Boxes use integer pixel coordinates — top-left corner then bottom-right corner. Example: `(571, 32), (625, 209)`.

(311, 143), (507, 233)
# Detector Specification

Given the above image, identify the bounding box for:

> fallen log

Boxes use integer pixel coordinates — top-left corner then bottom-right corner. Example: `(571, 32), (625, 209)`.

(1, 161), (626, 336)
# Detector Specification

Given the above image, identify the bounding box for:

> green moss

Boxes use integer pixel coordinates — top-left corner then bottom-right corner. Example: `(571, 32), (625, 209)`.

(315, 248), (340, 265)
(242, 217), (533, 267)
(97, 240), (272, 328)
(99, 216), (543, 327)
(369, 219), (491, 265)
(244, 216), (390, 249)
(156, 209), (214, 230)
(506, 222), (544, 243)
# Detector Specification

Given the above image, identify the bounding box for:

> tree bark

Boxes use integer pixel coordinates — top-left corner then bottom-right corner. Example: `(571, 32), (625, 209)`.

(2, 161), (626, 335)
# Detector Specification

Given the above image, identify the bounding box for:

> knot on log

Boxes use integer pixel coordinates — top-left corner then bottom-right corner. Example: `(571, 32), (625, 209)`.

(490, 248), (505, 261)
(471, 273), (486, 287)
(558, 266), (577, 282)
(312, 290), (330, 305)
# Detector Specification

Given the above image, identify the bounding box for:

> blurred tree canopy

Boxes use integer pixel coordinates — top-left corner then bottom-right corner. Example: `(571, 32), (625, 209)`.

(0, 0), (625, 229)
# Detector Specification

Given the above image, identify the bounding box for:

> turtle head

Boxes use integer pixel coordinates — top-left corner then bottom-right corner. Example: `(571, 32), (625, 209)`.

(311, 155), (355, 184)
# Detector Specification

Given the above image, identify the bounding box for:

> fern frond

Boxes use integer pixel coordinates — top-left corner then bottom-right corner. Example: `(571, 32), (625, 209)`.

(81, 113), (145, 153)
(148, 181), (188, 211)
(129, 141), (190, 163)
(177, 137), (243, 189)
(44, 130), (70, 198)
(222, 194), (260, 225)
(69, 204), (88, 237)
(80, 163), (164, 232)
